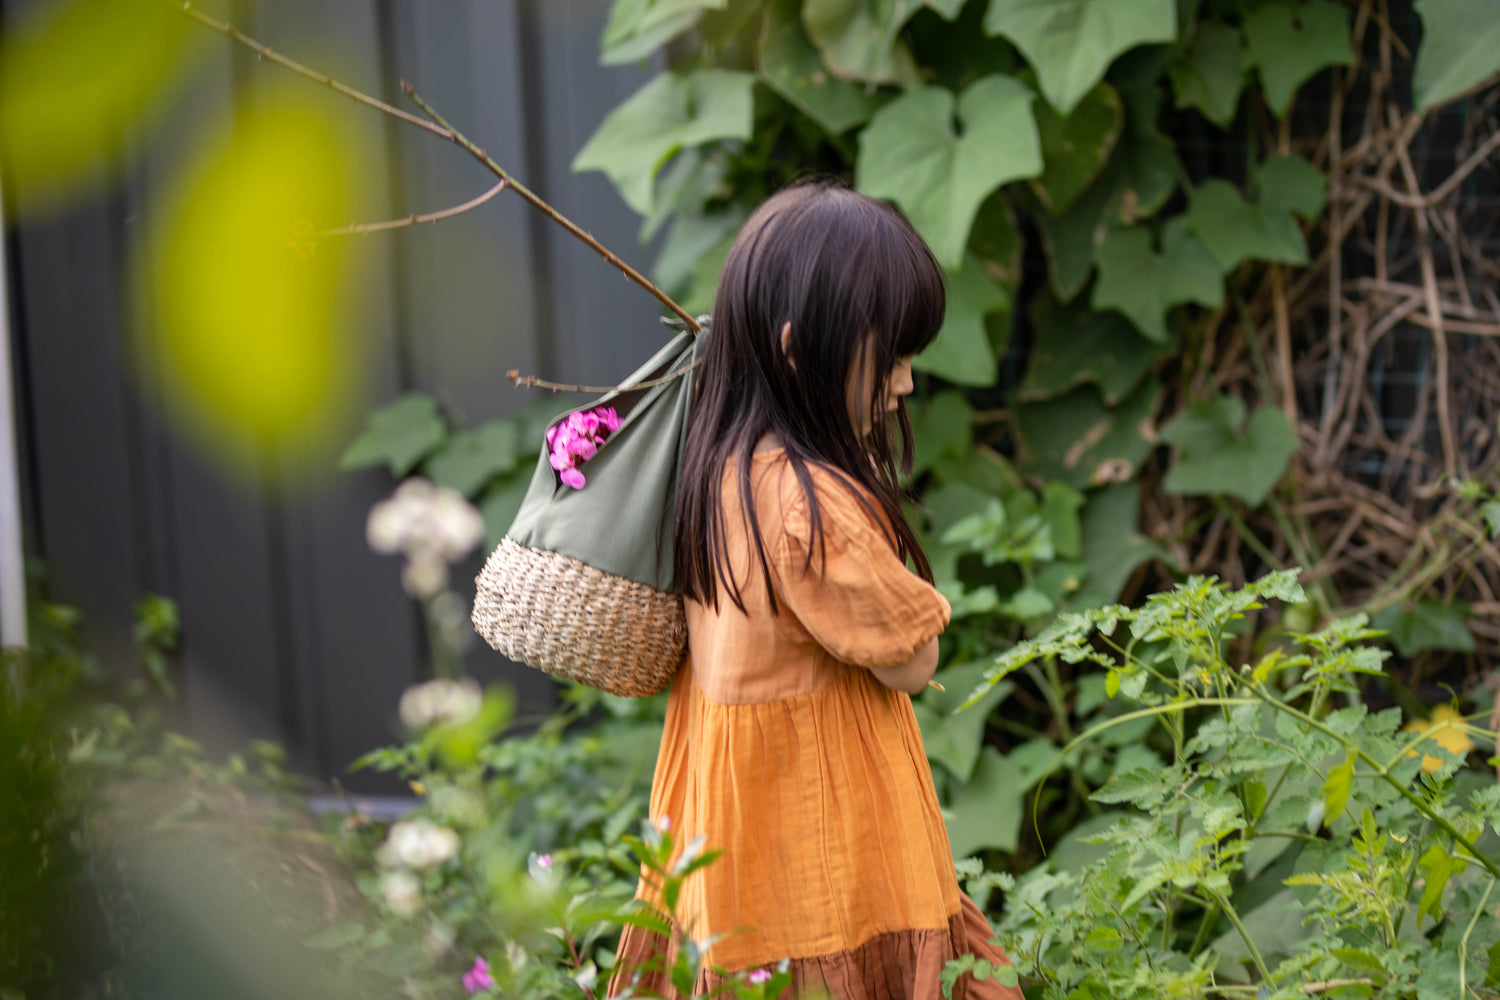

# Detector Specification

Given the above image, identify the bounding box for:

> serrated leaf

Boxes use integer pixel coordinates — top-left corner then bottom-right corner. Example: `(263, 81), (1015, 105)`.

(982, 0), (1177, 115)
(1257, 155), (1327, 220)
(1413, 0), (1500, 109)
(423, 421), (519, 497)
(856, 75), (1042, 270)
(759, 0), (881, 134)
(573, 69), (755, 216)
(340, 393), (447, 477)
(914, 254), (1009, 385)
(1072, 482), (1169, 606)
(1020, 291), (1169, 404)
(1322, 752), (1354, 825)
(1242, 0), (1353, 117)
(1160, 394), (1297, 507)
(600, 0), (724, 66)
(1180, 179), (1309, 272)
(1169, 20), (1244, 126)
(1030, 80), (1123, 214)
(1091, 223), (1223, 342)
(803, 0), (922, 83)
(1016, 380), (1160, 490)
(1371, 600), (1477, 657)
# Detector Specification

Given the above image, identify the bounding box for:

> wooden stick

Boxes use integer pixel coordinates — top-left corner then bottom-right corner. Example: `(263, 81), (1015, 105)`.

(313, 179), (508, 237)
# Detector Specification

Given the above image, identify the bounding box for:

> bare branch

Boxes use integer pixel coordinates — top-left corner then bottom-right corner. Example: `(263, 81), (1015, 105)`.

(313, 179), (508, 237)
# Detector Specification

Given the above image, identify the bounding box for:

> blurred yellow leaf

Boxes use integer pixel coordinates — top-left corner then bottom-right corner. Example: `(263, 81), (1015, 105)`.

(136, 88), (373, 472)
(0, 0), (201, 212)
(1404, 704), (1475, 773)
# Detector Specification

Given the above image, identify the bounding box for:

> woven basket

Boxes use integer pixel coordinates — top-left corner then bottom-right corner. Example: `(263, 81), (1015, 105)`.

(472, 536), (686, 698)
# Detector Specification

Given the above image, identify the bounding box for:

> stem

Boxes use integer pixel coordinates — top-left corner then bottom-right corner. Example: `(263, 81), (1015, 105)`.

(1459, 877), (1495, 1000)
(313, 178), (508, 237)
(1391, 818), (1429, 939)
(1215, 497), (1283, 572)
(1187, 899), (1221, 956)
(403, 85), (700, 333)
(1256, 683), (1500, 880)
(1205, 888), (1276, 986)
(506, 363), (700, 395)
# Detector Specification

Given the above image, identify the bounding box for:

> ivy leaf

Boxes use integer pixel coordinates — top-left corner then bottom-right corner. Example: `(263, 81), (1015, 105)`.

(1020, 291), (1169, 405)
(915, 664), (1013, 781)
(1169, 20), (1244, 126)
(600, 0), (725, 66)
(423, 421), (519, 497)
(340, 393), (447, 477)
(914, 254), (1009, 386)
(856, 75), (1042, 270)
(1413, 0), (1500, 109)
(760, 0), (881, 134)
(1029, 81), (1123, 215)
(802, 0), (922, 83)
(1160, 394), (1297, 507)
(1042, 481), (1085, 560)
(1091, 223), (1223, 342)
(982, 0), (1177, 115)
(1241, 0), (1353, 117)
(1257, 155), (1327, 220)
(967, 191), (1025, 287)
(1180, 179), (1309, 273)
(572, 69), (755, 216)
(1370, 600), (1477, 657)
(1070, 482), (1169, 606)
(1322, 752), (1354, 825)
(1015, 379), (1160, 490)
(909, 391), (974, 476)
(479, 470), (534, 550)
(944, 744), (1053, 856)
(654, 210), (743, 310)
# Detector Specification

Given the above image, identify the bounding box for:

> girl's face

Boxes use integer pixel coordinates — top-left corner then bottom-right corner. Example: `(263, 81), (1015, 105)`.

(846, 344), (915, 438)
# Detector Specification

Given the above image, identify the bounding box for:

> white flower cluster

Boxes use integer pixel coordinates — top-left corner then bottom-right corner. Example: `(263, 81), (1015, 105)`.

(399, 677), (483, 730)
(367, 478), (487, 598)
(377, 817), (462, 875)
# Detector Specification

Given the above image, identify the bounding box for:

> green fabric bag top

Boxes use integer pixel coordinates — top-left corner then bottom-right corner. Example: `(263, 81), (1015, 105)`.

(504, 323), (701, 589)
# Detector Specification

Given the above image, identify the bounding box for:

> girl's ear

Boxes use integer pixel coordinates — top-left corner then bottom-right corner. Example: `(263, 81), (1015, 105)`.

(780, 321), (796, 370)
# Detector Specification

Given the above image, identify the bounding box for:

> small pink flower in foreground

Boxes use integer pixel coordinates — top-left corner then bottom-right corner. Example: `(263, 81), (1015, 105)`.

(748, 969), (772, 985)
(462, 956), (494, 995)
(536, 854), (553, 870)
(656, 815), (671, 832)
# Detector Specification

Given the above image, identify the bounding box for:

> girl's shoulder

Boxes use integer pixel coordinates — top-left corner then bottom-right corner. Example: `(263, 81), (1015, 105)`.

(749, 451), (894, 556)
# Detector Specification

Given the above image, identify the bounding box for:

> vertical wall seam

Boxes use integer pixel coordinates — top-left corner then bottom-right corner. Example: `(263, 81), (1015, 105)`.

(514, 0), (559, 380)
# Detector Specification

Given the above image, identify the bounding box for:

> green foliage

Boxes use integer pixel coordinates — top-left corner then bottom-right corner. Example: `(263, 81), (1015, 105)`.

(956, 571), (1500, 998)
(1412, 0), (1500, 109)
(1240, 0), (1353, 116)
(1160, 393), (1299, 507)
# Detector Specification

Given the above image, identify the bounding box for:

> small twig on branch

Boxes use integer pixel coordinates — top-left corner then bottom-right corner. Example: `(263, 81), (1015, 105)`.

(505, 365), (699, 395)
(401, 83), (700, 333)
(313, 179), (508, 237)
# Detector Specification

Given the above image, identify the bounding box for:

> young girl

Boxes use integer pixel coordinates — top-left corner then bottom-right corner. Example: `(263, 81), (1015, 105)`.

(610, 182), (1022, 1000)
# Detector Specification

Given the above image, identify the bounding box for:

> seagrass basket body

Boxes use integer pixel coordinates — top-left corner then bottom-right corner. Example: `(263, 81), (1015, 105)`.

(471, 326), (699, 697)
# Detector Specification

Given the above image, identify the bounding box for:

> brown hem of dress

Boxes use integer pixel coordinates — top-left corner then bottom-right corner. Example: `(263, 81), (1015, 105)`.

(606, 894), (1023, 1000)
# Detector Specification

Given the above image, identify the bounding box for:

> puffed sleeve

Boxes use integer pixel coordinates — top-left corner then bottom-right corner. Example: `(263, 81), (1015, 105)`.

(772, 475), (951, 670)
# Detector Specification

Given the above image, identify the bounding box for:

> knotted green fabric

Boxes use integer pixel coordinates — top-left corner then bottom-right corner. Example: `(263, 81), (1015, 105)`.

(504, 323), (701, 590)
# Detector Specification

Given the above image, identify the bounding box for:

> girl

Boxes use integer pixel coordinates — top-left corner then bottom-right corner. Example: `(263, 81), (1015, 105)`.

(610, 182), (1022, 1000)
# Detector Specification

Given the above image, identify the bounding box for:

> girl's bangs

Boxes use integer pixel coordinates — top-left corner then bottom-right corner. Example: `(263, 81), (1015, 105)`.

(877, 223), (946, 361)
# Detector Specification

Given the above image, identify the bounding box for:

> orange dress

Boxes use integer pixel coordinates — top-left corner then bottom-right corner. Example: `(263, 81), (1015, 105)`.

(610, 449), (1022, 1000)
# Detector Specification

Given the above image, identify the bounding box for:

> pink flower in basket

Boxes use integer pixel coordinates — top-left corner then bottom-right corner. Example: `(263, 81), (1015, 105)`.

(546, 406), (621, 489)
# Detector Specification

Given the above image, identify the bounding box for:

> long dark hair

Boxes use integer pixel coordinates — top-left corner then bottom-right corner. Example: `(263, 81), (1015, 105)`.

(674, 181), (946, 613)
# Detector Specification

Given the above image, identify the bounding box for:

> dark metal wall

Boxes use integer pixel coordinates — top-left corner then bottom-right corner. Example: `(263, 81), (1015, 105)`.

(3, 0), (663, 788)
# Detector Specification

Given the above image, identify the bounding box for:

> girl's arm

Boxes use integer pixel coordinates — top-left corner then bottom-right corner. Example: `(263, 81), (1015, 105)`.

(870, 636), (940, 695)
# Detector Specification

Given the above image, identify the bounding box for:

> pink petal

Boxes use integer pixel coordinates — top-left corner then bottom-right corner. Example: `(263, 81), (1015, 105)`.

(560, 467), (586, 489)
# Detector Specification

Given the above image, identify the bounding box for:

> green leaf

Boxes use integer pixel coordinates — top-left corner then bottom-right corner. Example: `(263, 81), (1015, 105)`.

(1241, 0), (1353, 117)
(1169, 20), (1244, 126)
(759, 0), (881, 134)
(1257, 155), (1327, 220)
(914, 254), (1010, 385)
(982, 0), (1176, 115)
(1322, 751), (1354, 825)
(1179, 179), (1309, 273)
(1019, 291), (1169, 404)
(1244, 779), (1268, 820)
(1416, 844), (1452, 924)
(856, 75), (1042, 270)
(340, 393), (447, 477)
(910, 391), (974, 476)
(572, 69), (755, 216)
(915, 663), (1013, 781)
(1072, 482), (1169, 605)
(479, 470), (533, 550)
(1160, 394), (1297, 507)
(1091, 223), (1223, 342)
(1486, 937), (1500, 988)
(1413, 0), (1500, 109)
(1042, 480), (1084, 560)
(423, 420), (519, 497)
(1370, 600), (1477, 657)
(304, 921), (366, 950)
(654, 209), (743, 311)
(600, 0), (724, 66)
(943, 743), (1053, 856)
(1015, 379), (1160, 490)
(1030, 81), (1123, 214)
(802, 0), (922, 84)
(1482, 500), (1500, 539)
